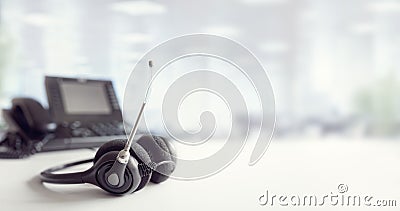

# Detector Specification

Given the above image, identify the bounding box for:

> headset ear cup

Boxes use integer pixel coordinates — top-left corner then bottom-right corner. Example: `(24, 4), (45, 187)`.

(136, 136), (176, 184)
(95, 151), (140, 195)
(94, 139), (152, 192)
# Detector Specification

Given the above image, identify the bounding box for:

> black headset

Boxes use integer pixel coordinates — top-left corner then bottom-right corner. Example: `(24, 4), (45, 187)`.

(40, 135), (176, 195)
(40, 60), (177, 195)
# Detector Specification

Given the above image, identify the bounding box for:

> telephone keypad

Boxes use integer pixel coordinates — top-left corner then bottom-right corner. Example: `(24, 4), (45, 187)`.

(69, 121), (125, 137)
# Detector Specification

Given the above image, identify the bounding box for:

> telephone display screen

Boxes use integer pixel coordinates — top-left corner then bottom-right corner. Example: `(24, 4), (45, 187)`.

(60, 81), (112, 115)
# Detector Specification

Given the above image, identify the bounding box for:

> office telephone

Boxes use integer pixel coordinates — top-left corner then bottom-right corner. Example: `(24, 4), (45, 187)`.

(0, 76), (127, 158)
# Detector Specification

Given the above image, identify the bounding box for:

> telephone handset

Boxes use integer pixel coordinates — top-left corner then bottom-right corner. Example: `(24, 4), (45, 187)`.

(0, 98), (56, 158)
(9, 98), (56, 139)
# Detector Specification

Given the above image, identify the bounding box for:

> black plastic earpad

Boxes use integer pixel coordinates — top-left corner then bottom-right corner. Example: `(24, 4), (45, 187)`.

(93, 139), (152, 192)
(136, 135), (176, 184)
(95, 151), (139, 195)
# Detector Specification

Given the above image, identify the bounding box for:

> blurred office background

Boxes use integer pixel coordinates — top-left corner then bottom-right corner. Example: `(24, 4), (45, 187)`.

(0, 0), (399, 138)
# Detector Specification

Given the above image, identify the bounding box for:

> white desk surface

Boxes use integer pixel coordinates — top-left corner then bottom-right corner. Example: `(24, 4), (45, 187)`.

(1, 138), (399, 211)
